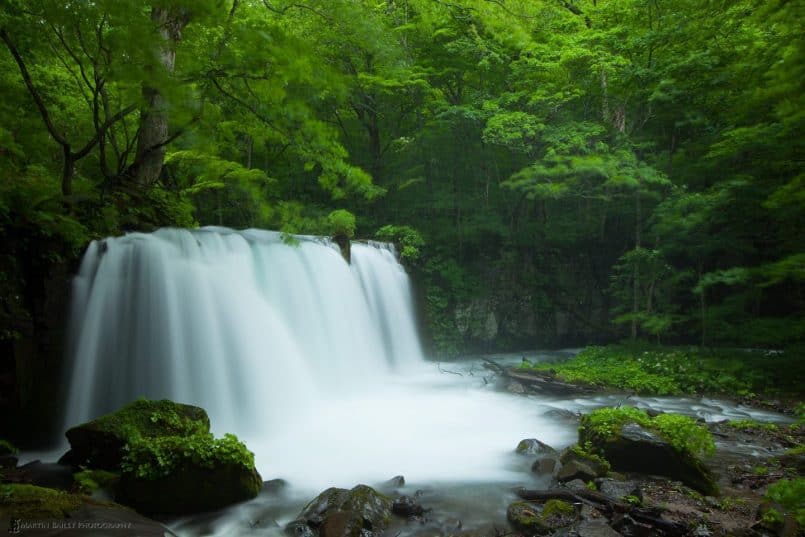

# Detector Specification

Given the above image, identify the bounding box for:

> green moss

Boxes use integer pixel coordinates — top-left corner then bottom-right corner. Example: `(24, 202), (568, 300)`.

(120, 432), (255, 480)
(0, 484), (82, 518)
(623, 495), (642, 506)
(73, 469), (119, 494)
(543, 499), (574, 517)
(569, 442), (612, 473)
(783, 445), (805, 456)
(79, 399), (209, 441)
(761, 507), (784, 527)
(580, 407), (715, 458)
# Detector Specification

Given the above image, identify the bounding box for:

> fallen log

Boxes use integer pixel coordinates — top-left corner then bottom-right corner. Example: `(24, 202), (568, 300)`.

(515, 487), (686, 534)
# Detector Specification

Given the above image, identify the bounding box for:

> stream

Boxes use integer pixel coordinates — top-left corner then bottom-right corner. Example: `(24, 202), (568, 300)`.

(162, 350), (793, 537)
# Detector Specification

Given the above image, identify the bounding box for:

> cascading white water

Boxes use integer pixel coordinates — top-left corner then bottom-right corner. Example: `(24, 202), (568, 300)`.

(64, 227), (577, 492)
(64, 228), (424, 434)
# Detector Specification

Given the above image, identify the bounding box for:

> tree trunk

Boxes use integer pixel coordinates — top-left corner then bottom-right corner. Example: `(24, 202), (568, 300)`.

(132, 6), (190, 185)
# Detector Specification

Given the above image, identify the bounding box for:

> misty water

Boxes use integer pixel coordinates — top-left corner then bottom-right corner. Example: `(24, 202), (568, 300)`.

(58, 227), (793, 536)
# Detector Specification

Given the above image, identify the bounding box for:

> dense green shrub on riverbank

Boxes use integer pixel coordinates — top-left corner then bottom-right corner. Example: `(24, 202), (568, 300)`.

(519, 345), (804, 396)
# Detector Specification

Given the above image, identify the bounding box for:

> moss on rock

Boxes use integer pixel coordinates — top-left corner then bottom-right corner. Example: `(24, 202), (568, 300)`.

(63, 399), (210, 470)
(116, 432), (261, 515)
(579, 407), (718, 495)
(0, 484), (83, 518)
(506, 500), (576, 535)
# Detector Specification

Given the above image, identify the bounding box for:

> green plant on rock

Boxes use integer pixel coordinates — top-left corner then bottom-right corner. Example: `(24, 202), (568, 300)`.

(542, 499), (575, 518)
(569, 441), (612, 473)
(326, 209), (356, 239)
(375, 225), (425, 262)
(120, 432), (255, 480)
(580, 407), (715, 458)
(73, 469), (119, 494)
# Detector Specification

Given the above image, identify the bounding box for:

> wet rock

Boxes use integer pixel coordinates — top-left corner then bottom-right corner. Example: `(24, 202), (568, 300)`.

(581, 422), (717, 495)
(575, 520), (621, 537)
(532, 455), (559, 476)
(544, 408), (580, 424)
(383, 475), (406, 488)
(517, 439), (558, 456)
(556, 460), (598, 483)
(287, 484), (392, 537)
(595, 478), (642, 502)
(0, 483), (175, 536)
(610, 514), (653, 537)
(116, 458), (262, 515)
(507, 500), (576, 535)
(563, 479), (589, 491)
(392, 495), (424, 517)
(263, 479), (289, 493)
(63, 399), (210, 470)
(559, 447), (609, 477)
(508, 381), (526, 394)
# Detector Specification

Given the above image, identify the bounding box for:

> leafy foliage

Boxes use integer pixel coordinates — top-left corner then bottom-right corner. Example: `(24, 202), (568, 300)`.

(580, 407), (715, 458)
(520, 345), (804, 396)
(764, 479), (805, 526)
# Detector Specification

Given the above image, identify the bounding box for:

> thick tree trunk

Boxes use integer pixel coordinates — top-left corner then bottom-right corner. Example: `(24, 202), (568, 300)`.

(132, 6), (190, 185)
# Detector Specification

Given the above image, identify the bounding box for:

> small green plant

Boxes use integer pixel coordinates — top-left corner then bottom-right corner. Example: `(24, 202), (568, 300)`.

(753, 465), (770, 476)
(326, 209), (356, 239)
(73, 469), (119, 494)
(727, 419), (779, 432)
(121, 432), (255, 480)
(375, 225), (425, 262)
(760, 507), (784, 526)
(542, 499), (575, 518)
(764, 478), (805, 526)
(623, 495), (642, 506)
(569, 442), (612, 473)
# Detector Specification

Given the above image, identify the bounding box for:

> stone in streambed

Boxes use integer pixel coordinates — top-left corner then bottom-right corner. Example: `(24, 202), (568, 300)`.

(516, 439), (557, 456)
(581, 420), (717, 495)
(532, 455), (559, 476)
(507, 500), (576, 535)
(392, 495), (424, 517)
(287, 484), (392, 537)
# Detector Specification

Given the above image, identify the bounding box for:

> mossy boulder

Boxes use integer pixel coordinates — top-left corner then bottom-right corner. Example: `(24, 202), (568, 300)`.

(287, 484), (392, 537)
(506, 500), (576, 535)
(579, 407), (717, 495)
(0, 483), (174, 535)
(63, 399), (209, 470)
(516, 439), (557, 456)
(116, 433), (261, 515)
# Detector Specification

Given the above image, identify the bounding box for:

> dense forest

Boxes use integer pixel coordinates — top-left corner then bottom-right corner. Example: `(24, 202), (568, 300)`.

(0, 0), (802, 361)
(1, 1), (804, 534)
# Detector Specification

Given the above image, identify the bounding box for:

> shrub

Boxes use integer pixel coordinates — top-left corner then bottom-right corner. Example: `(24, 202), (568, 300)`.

(326, 209), (356, 239)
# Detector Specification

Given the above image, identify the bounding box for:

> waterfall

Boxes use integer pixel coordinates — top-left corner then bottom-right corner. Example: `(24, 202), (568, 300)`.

(63, 227), (425, 436)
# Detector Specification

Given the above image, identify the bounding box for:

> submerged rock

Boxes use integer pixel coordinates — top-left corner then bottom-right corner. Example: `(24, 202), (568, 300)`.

(287, 484), (392, 537)
(62, 399), (210, 470)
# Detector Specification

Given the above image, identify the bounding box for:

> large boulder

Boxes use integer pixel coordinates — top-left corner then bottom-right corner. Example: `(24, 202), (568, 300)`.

(287, 485), (393, 537)
(516, 439), (557, 456)
(579, 408), (717, 495)
(62, 399), (209, 470)
(0, 483), (174, 536)
(115, 433), (261, 515)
